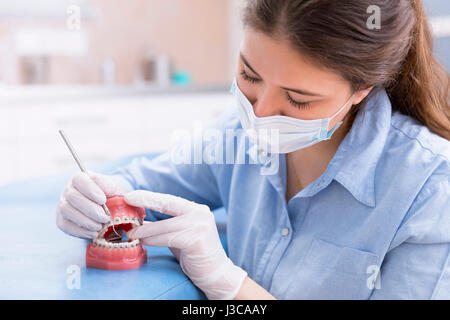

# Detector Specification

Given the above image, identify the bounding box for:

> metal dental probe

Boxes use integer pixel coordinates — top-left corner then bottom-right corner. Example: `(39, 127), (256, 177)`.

(58, 129), (122, 238)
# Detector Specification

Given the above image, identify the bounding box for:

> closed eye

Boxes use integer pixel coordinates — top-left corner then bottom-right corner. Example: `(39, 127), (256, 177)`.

(240, 70), (260, 84)
(240, 69), (313, 110)
(285, 92), (312, 109)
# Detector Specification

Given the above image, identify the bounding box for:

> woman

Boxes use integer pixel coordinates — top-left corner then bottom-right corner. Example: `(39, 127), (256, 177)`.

(56, 0), (450, 299)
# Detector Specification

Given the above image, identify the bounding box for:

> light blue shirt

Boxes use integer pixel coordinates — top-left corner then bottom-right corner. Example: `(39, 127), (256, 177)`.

(112, 88), (450, 299)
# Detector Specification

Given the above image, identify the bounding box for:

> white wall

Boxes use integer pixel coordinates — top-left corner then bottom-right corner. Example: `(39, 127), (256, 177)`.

(228, 0), (245, 81)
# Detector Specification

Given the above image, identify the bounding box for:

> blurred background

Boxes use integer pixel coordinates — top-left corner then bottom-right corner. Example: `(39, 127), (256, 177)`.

(0, 0), (448, 186)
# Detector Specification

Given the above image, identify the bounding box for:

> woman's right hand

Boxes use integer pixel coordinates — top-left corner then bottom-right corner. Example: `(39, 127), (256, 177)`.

(56, 171), (126, 239)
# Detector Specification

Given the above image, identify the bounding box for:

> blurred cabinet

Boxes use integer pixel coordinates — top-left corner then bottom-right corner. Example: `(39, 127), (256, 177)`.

(0, 88), (233, 185)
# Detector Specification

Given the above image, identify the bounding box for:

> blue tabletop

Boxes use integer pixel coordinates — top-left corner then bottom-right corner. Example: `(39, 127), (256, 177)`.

(0, 154), (228, 299)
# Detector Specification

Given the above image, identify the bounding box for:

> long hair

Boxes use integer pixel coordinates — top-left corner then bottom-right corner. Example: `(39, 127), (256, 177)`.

(242, 0), (450, 140)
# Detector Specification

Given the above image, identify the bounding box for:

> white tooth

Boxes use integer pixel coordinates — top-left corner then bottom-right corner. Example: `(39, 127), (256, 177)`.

(114, 244), (118, 249)
(114, 217), (121, 224)
(119, 243), (123, 249)
(98, 226), (106, 238)
(123, 216), (129, 222)
(124, 243), (129, 248)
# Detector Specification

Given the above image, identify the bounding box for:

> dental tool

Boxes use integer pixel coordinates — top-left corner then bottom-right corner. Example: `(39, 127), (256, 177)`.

(58, 129), (122, 238)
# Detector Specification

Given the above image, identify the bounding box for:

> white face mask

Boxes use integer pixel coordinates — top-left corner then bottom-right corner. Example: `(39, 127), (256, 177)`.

(230, 78), (357, 154)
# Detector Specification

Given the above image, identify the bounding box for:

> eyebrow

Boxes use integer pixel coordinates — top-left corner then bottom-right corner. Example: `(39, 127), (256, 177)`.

(240, 52), (325, 97)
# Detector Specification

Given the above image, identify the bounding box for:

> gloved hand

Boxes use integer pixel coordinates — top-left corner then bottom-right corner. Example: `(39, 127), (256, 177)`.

(56, 171), (126, 239)
(124, 190), (248, 300)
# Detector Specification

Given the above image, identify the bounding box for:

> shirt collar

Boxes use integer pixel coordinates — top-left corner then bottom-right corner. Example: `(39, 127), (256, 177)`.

(245, 88), (392, 207)
(328, 88), (391, 207)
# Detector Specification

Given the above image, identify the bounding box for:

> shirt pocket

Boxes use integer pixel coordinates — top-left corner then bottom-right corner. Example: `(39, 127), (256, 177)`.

(284, 238), (380, 299)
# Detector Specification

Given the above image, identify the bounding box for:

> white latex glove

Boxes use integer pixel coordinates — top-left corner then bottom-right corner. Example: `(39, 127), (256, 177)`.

(56, 171), (126, 239)
(124, 190), (248, 300)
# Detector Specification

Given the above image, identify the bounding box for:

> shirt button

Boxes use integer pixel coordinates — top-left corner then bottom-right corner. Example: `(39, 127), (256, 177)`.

(281, 228), (290, 236)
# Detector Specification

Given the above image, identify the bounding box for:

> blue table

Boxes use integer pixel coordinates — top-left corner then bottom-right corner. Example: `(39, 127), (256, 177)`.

(0, 154), (228, 299)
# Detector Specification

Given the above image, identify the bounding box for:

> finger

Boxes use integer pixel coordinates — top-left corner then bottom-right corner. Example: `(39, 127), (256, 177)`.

(58, 198), (103, 231)
(88, 171), (125, 197)
(72, 172), (106, 205)
(126, 215), (189, 239)
(169, 247), (181, 261)
(125, 220), (151, 239)
(124, 190), (202, 217)
(64, 186), (110, 224)
(56, 212), (98, 239)
(140, 228), (195, 249)
(140, 231), (184, 248)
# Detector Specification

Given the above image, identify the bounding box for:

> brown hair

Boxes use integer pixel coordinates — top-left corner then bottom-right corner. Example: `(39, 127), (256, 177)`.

(242, 0), (450, 140)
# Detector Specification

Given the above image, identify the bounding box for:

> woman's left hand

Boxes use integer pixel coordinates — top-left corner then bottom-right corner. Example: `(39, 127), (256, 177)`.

(124, 190), (248, 300)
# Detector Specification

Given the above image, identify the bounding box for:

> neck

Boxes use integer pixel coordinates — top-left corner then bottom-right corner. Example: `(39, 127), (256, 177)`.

(289, 114), (353, 174)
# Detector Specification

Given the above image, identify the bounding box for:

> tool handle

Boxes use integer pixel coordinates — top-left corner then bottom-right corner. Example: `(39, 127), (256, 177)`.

(58, 129), (110, 217)
(58, 129), (87, 173)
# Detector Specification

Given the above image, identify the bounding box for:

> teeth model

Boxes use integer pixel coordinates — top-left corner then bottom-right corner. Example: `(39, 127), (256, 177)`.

(86, 196), (148, 270)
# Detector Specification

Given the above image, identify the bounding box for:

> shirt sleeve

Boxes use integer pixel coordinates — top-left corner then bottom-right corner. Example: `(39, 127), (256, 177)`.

(109, 108), (238, 221)
(369, 176), (450, 299)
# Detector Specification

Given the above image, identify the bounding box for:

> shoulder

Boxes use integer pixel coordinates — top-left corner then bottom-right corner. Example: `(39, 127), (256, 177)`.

(204, 106), (245, 153)
(389, 111), (450, 162)
(205, 106), (241, 131)
(381, 111), (450, 185)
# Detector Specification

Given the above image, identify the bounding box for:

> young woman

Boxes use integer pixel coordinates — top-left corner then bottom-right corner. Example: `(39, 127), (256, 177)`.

(56, 0), (450, 299)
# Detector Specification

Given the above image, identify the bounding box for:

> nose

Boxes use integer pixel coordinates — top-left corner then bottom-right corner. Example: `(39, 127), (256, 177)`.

(252, 94), (281, 118)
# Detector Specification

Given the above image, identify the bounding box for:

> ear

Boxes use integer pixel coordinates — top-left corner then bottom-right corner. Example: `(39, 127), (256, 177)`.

(353, 85), (374, 105)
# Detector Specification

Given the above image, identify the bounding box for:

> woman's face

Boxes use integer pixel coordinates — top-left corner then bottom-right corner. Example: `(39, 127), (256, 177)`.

(237, 27), (372, 131)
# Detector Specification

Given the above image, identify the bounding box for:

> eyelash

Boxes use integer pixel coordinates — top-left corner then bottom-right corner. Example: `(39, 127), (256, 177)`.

(240, 69), (312, 110)
(285, 92), (311, 109)
(240, 70), (259, 84)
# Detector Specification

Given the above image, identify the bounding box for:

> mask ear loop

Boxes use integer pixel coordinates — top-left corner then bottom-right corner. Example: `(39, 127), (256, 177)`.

(329, 83), (363, 122)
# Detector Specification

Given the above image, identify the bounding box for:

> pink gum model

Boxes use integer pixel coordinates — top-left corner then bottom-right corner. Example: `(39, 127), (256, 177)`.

(86, 196), (147, 270)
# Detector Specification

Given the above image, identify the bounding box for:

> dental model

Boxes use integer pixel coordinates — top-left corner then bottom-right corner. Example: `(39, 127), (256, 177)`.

(86, 195), (147, 270)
